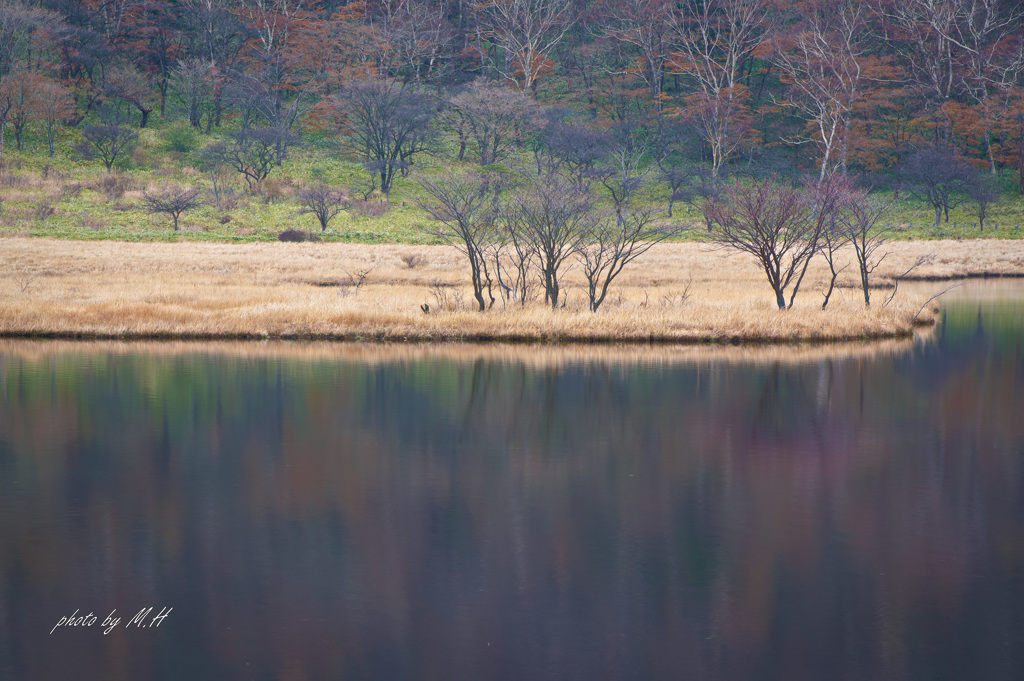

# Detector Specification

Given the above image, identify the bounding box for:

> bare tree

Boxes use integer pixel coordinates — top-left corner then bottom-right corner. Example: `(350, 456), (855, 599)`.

(605, 0), (677, 113)
(0, 68), (17, 168)
(104, 64), (155, 128)
(541, 121), (612, 184)
(838, 189), (895, 306)
(704, 179), (836, 310)
(75, 123), (139, 171)
(443, 79), (540, 165)
(3, 63), (34, 150)
(653, 119), (700, 218)
(299, 184), (347, 233)
(0, 0), (61, 78)
(33, 77), (74, 159)
(195, 142), (228, 210)
(900, 147), (975, 226)
(216, 126), (294, 190)
(579, 208), (677, 312)
(773, 1), (880, 181)
(143, 185), (203, 231)
(370, 0), (455, 83)
(598, 119), (653, 223)
(494, 214), (536, 306)
(336, 79), (434, 201)
(169, 58), (219, 132)
(966, 173), (1000, 231)
(417, 171), (500, 311)
(670, 0), (771, 187)
(476, 0), (576, 94)
(506, 173), (592, 308)
(817, 213), (848, 310)
(882, 0), (1022, 153)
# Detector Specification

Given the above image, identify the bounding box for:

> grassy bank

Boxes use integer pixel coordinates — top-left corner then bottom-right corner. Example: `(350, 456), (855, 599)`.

(0, 335), (930, 368)
(4, 238), (1022, 343)
(3, 137), (1024, 244)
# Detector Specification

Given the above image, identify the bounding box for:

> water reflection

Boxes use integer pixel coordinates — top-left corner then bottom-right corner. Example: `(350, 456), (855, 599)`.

(1, 288), (1022, 681)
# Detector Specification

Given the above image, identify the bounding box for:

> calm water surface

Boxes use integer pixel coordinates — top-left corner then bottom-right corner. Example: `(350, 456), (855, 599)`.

(1, 284), (1023, 681)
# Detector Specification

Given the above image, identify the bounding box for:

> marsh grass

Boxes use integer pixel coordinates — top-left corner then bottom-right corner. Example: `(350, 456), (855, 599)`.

(0, 334), (929, 368)
(4, 239), (1019, 342)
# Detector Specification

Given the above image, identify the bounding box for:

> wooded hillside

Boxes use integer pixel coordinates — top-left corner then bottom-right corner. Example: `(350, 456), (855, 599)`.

(0, 0), (1019, 185)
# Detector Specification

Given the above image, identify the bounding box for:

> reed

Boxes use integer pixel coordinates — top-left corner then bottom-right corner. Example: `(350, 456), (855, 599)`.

(2, 238), (1021, 343)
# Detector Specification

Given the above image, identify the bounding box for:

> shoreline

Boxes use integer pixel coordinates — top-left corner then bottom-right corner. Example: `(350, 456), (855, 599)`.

(3, 238), (1022, 345)
(0, 326), (922, 343)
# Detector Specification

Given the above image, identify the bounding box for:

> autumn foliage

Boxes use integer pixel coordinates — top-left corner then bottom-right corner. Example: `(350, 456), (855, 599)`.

(0, 0), (1018, 195)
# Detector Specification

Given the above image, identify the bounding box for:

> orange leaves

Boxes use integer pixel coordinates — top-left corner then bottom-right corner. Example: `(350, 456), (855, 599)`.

(510, 53), (555, 90)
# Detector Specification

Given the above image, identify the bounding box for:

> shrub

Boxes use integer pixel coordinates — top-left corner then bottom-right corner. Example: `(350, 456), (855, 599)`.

(60, 182), (83, 200)
(351, 200), (390, 218)
(87, 173), (135, 200)
(260, 177), (294, 202)
(142, 184), (202, 230)
(163, 123), (199, 153)
(278, 228), (321, 242)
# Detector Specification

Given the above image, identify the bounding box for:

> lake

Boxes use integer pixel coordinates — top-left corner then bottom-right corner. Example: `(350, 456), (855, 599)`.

(1, 283), (1022, 681)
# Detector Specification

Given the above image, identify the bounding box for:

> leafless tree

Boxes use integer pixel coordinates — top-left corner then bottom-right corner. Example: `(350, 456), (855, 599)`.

(838, 189), (895, 306)
(299, 185), (348, 233)
(476, 0), (576, 94)
(670, 0), (771, 187)
(704, 178), (840, 310)
(0, 0), (62, 77)
(370, 0), (455, 83)
(75, 123), (139, 171)
(817, 213), (848, 310)
(336, 79), (434, 201)
(217, 126), (295, 190)
(598, 119), (653, 223)
(169, 58), (219, 132)
(881, 0), (1022, 154)
(900, 146), (975, 226)
(33, 77), (74, 159)
(773, 1), (878, 181)
(443, 79), (540, 165)
(494, 215), (536, 306)
(143, 184), (202, 231)
(604, 0), (676, 112)
(505, 173), (592, 308)
(966, 173), (1000, 231)
(104, 64), (155, 128)
(579, 208), (677, 312)
(541, 121), (612, 185)
(417, 171), (501, 311)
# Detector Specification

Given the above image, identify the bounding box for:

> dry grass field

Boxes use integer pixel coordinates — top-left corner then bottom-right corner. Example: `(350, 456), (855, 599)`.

(2, 238), (1023, 343)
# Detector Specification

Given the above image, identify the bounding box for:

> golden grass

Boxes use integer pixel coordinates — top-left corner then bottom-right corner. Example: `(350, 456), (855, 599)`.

(2, 238), (1021, 343)
(0, 335), (930, 367)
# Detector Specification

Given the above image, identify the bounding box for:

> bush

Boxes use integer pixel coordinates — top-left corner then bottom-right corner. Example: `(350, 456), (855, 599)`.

(163, 123), (199, 153)
(278, 228), (321, 242)
(86, 173), (135, 200)
(351, 200), (390, 218)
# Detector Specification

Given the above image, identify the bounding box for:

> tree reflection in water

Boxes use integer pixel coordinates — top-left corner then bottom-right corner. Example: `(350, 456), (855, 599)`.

(0, 302), (1022, 681)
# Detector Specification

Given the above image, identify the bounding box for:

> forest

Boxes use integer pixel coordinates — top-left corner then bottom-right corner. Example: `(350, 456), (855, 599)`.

(1, 0), (1021, 182)
(0, 0), (1022, 257)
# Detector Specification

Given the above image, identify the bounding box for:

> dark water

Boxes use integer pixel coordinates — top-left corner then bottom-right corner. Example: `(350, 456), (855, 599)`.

(1, 288), (1023, 681)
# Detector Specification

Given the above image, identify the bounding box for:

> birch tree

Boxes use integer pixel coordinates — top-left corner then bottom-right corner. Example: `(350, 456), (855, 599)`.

(774, 1), (883, 181)
(476, 0), (575, 95)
